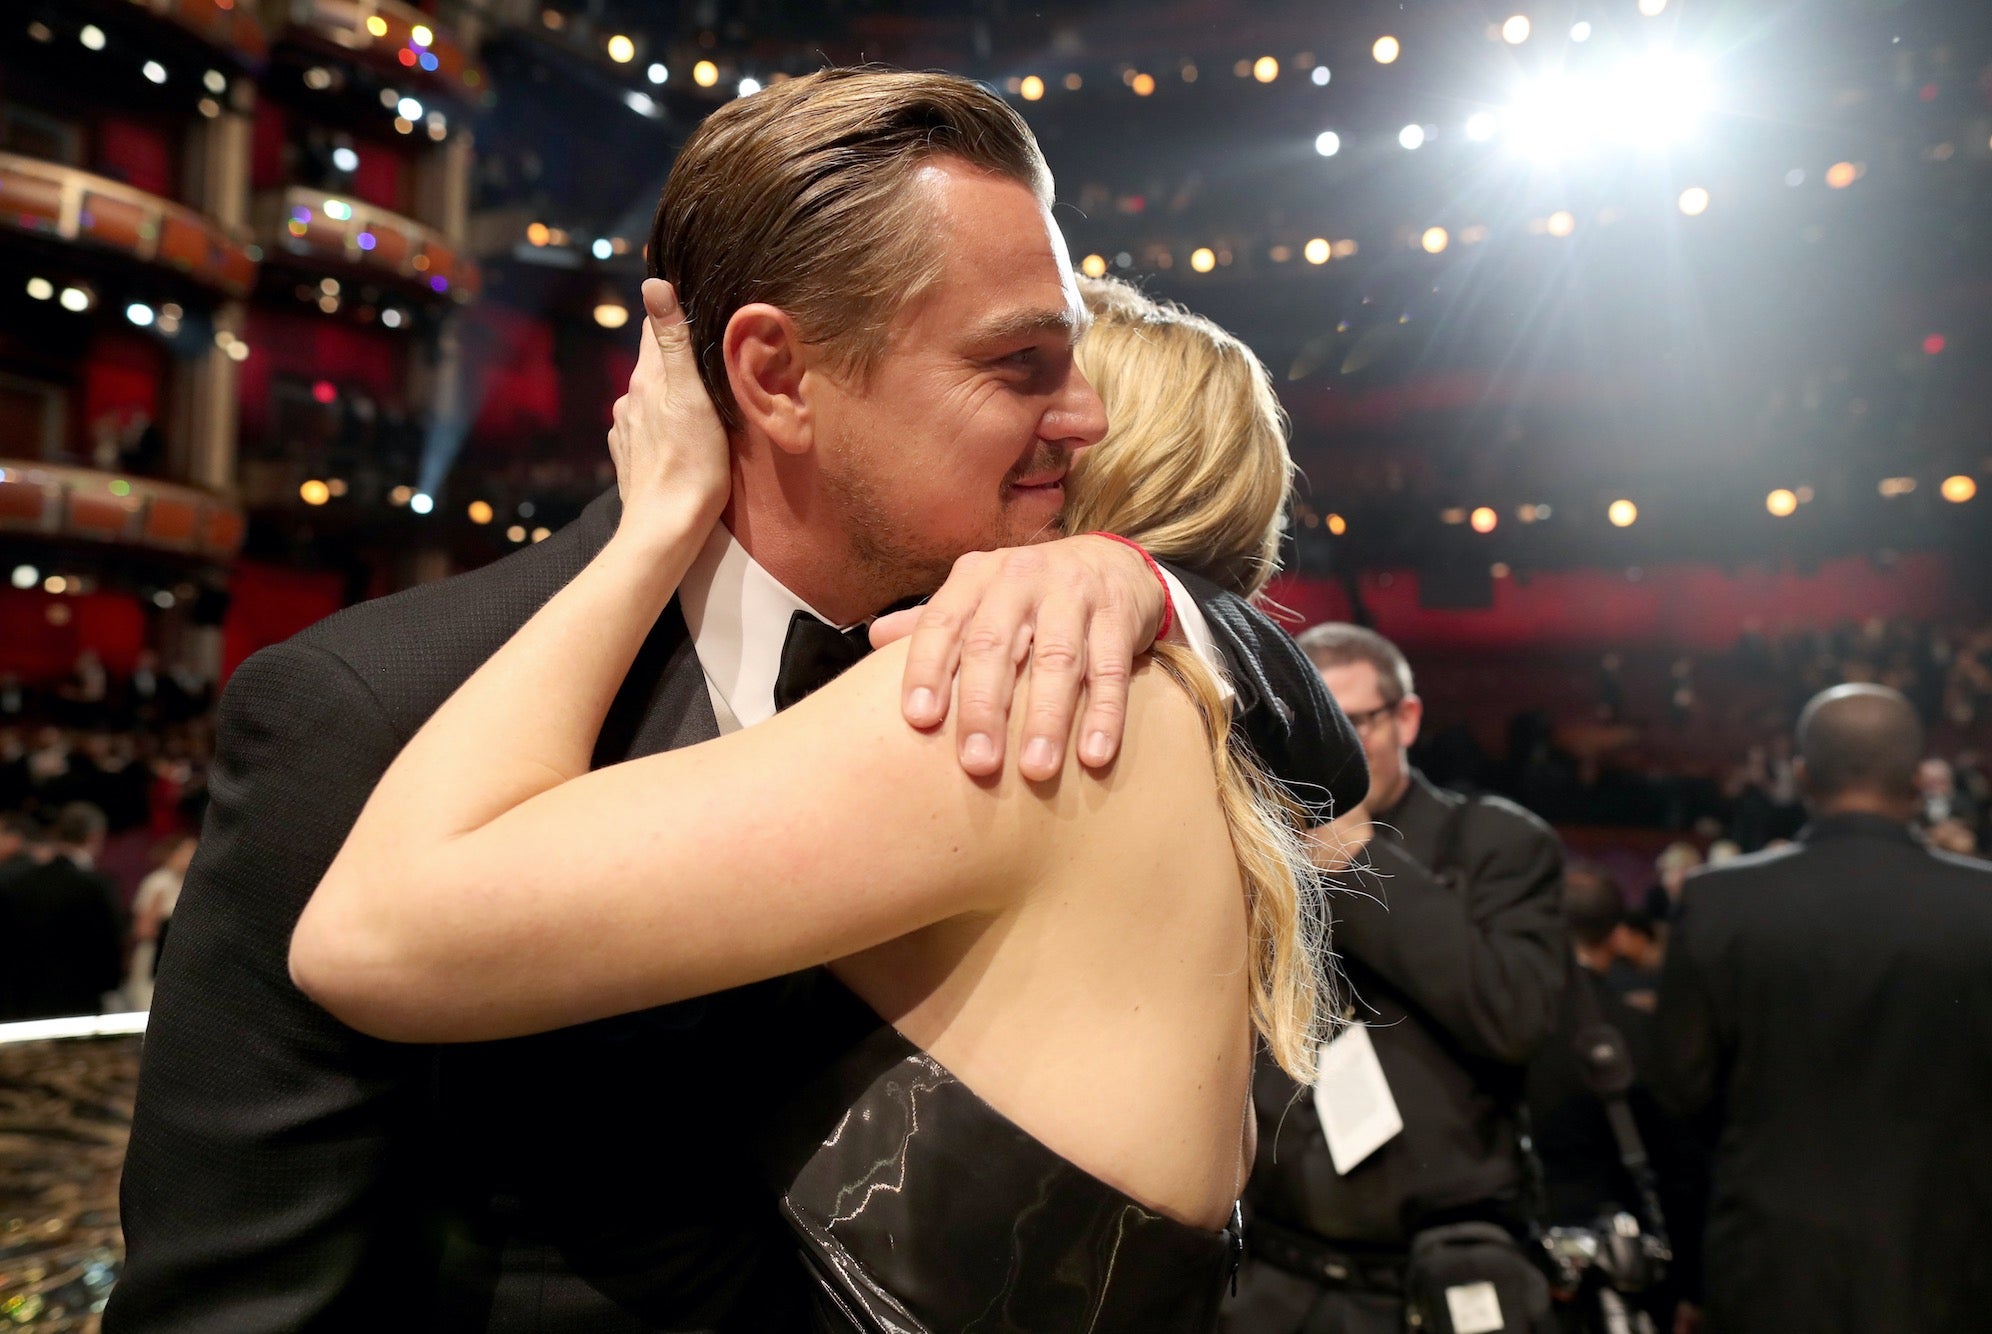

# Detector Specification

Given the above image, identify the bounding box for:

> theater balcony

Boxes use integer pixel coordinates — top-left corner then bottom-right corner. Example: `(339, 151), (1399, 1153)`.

(252, 184), (481, 304)
(0, 460), (246, 603)
(273, 0), (489, 112)
(0, 153), (258, 302)
(76, 0), (272, 67)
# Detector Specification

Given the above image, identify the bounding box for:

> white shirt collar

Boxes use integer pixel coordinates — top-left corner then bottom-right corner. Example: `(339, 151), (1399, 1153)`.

(680, 522), (841, 734)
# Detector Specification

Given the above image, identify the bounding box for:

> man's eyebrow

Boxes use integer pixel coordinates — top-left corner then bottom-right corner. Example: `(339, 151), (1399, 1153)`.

(964, 306), (1089, 346)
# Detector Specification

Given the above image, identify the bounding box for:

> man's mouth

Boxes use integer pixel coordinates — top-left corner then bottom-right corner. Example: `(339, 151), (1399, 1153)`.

(1010, 471), (1067, 492)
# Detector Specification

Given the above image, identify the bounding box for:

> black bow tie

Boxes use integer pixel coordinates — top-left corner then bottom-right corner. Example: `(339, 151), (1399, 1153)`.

(774, 610), (875, 713)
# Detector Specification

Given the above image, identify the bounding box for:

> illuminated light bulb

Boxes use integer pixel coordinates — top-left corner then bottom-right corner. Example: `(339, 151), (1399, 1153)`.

(1326, 513), (1348, 536)
(527, 222), (551, 246)
(1825, 161), (1858, 189)
(397, 96), (423, 120)
(606, 35), (635, 63)
(1190, 247), (1217, 273)
(1132, 72), (1155, 96)
(44, 576), (67, 595)
(126, 303), (155, 327)
(1941, 475), (1977, 504)
(737, 76), (761, 97)
(332, 146), (359, 172)
(507, 525), (527, 542)
(1765, 488), (1797, 517)
(1923, 333), (1946, 356)
(648, 63), (668, 84)
(80, 24), (107, 50)
(1501, 15), (1531, 44)
(300, 480), (331, 506)
(1547, 210), (1576, 237)
(1064, 73), (1082, 90)
(1312, 66), (1330, 86)
(468, 501), (494, 525)
(410, 493), (435, 515)
(1491, 563), (1512, 579)
(1399, 124), (1426, 150)
(10, 565), (39, 590)
(1608, 499), (1638, 527)
(1678, 186), (1710, 216)
(144, 60), (168, 84)
(1305, 238), (1331, 264)
(1422, 226), (1449, 254)
(1315, 131), (1341, 157)
(592, 238), (613, 260)
(1254, 56), (1279, 83)
(531, 527), (551, 542)
(1373, 35), (1400, 64)
(1470, 506), (1498, 533)
(412, 24), (433, 46)
(226, 340), (250, 361)
(1332, 238), (1358, 258)
(594, 302), (630, 329)
(26, 277), (53, 301)
(365, 15), (388, 37)
(693, 60), (718, 88)
(59, 286), (91, 312)
(1080, 254), (1107, 278)
(1020, 75), (1045, 101)
(390, 485), (413, 505)
(381, 309), (404, 328)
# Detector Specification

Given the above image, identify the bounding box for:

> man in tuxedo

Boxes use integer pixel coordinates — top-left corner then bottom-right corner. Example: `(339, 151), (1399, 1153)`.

(0, 802), (124, 1020)
(1658, 684), (1992, 1333)
(110, 69), (1360, 1331)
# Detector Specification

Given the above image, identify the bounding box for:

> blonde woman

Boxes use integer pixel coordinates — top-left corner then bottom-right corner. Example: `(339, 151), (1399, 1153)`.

(291, 278), (1350, 1331)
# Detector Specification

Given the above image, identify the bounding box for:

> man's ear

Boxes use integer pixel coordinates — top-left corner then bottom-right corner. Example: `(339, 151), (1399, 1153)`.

(1396, 693), (1425, 750)
(723, 303), (812, 456)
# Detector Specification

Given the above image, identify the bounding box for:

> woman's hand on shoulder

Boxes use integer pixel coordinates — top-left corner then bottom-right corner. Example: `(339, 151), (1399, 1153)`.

(608, 279), (730, 546)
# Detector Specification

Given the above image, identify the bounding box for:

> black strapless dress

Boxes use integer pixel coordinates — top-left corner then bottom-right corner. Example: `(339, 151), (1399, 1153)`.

(751, 976), (1241, 1333)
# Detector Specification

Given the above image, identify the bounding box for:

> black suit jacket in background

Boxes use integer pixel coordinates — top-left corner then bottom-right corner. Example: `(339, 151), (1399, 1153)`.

(1657, 815), (1992, 1334)
(108, 491), (1364, 1333)
(0, 853), (124, 1021)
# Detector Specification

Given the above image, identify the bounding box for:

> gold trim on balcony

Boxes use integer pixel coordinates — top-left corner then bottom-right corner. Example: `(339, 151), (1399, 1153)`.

(0, 461), (246, 563)
(283, 0), (488, 101)
(0, 154), (257, 299)
(254, 186), (481, 302)
(116, 0), (272, 63)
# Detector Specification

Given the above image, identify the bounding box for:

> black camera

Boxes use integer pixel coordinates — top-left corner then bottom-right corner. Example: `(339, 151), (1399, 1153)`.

(1539, 1210), (1670, 1298)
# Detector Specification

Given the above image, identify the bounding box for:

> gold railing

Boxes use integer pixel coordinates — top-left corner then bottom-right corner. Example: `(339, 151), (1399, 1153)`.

(282, 0), (488, 100)
(0, 153), (257, 299)
(253, 185), (481, 301)
(0, 461), (245, 563)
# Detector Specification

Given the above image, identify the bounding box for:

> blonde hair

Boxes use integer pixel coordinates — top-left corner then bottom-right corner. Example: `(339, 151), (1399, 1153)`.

(1069, 278), (1333, 1083)
(648, 67), (1050, 434)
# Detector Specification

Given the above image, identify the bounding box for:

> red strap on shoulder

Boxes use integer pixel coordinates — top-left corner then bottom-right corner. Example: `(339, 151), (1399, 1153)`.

(1085, 532), (1175, 644)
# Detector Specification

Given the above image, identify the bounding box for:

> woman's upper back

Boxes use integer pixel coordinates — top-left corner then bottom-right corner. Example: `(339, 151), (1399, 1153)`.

(831, 650), (1255, 1229)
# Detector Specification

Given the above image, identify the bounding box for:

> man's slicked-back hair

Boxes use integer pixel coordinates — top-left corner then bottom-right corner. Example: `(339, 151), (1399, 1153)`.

(1796, 683), (1925, 800)
(1294, 623), (1415, 703)
(648, 66), (1053, 433)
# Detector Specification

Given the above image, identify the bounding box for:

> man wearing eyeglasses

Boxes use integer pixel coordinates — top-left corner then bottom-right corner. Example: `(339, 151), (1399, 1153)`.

(1230, 624), (1569, 1334)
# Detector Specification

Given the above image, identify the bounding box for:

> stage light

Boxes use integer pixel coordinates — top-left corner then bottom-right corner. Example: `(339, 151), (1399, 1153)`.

(26, 278), (52, 301)
(737, 76), (761, 96)
(411, 493), (435, 515)
(381, 309), (404, 329)
(1326, 513), (1347, 536)
(332, 146), (359, 172)
(144, 61), (168, 84)
(1678, 186), (1710, 216)
(226, 340), (250, 362)
(411, 23), (433, 46)
(693, 60), (718, 87)
(1399, 124), (1426, 150)
(328, 479), (348, 497)
(647, 62), (668, 84)
(1333, 238), (1359, 257)
(204, 69), (227, 95)
(58, 286), (92, 312)
(1942, 475), (1978, 504)
(325, 199), (353, 221)
(1081, 254), (1108, 278)
(1311, 66), (1330, 86)
(1471, 506), (1498, 533)
(1465, 111), (1498, 141)
(397, 96), (423, 120)
(1020, 75), (1045, 101)
(1491, 563), (1511, 579)
(623, 91), (656, 116)
(366, 15), (389, 37)
(26, 22), (50, 42)
(1638, 0), (1667, 14)
(1570, 21), (1593, 41)
(1441, 508), (1467, 526)
(468, 501), (494, 525)
(606, 35), (635, 63)
(311, 380), (337, 404)
(507, 525), (527, 542)
(300, 480), (331, 506)
(1608, 499), (1638, 527)
(591, 238), (614, 261)
(1305, 237), (1331, 264)
(80, 25), (106, 51)
(126, 303), (155, 327)
(45, 575), (68, 594)
(320, 278), (340, 296)
(1547, 210), (1575, 237)
(1190, 247), (1217, 273)
(1181, 63), (1198, 82)
(1254, 56), (1279, 83)
(1826, 161), (1858, 189)
(1879, 477), (1915, 498)
(1422, 227), (1449, 254)
(1502, 15), (1531, 44)
(153, 590), (174, 609)
(1373, 36), (1400, 64)
(1922, 333), (1945, 355)
(1125, 72), (1152, 96)
(1766, 489), (1797, 517)
(527, 222), (551, 246)
(1064, 73), (1083, 90)
(10, 566), (38, 590)
(531, 527), (551, 542)
(390, 486), (412, 506)
(1315, 131), (1341, 157)
(594, 301), (630, 329)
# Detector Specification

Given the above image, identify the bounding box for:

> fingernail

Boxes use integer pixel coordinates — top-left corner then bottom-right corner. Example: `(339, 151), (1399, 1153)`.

(908, 687), (937, 720)
(1083, 731), (1113, 765)
(1024, 737), (1057, 773)
(962, 733), (996, 768)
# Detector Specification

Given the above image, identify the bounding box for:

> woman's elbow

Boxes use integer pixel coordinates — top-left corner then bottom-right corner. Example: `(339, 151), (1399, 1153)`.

(289, 877), (443, 1042)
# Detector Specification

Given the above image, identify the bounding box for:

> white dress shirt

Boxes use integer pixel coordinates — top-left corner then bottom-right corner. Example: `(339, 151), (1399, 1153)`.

(678, 523), (1224, 735)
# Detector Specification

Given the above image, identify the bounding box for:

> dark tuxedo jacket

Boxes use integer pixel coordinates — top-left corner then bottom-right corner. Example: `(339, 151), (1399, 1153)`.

(109, 491), (1363, 1332)
(1657, 815), (1992, 1333)
(0, 852), (124, 1021)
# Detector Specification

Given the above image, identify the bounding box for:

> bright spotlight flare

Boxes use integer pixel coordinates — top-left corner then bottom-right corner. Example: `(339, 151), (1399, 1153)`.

(1503, 49), (1714, 162)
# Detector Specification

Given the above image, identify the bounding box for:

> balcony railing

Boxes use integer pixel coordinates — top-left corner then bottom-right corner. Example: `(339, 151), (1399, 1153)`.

(117, 0), (271, 63)
(282, 0), (488, 103)
(254, 185), (481, 302)
(0, 461), (246, 564)
(0, 154), (258, 299)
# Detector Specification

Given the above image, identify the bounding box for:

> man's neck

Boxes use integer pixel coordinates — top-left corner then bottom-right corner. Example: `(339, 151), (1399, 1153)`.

(1812, 791), (1918, 824)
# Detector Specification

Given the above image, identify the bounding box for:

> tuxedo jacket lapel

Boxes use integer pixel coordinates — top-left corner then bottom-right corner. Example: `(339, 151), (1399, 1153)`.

(593, 598), (719, 765)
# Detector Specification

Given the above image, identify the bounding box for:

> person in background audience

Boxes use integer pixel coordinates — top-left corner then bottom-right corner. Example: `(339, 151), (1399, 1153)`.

(1658, 684), (1992, 1334)
(1917, 756), (1981, 836)
(0, 802), (125, 1021)
(0, 811), (42, 884)
(1642, 841), (1701, 923)
(127, 834), (198, 1010)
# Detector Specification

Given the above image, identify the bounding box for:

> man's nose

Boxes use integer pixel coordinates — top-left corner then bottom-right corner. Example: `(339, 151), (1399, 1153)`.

(1048, 367), (1109, 451)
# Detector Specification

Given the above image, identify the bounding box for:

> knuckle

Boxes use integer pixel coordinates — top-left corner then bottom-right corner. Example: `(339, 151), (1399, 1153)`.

(961, 625), (1011, 659)
(1000, 548), (1048, 580)
(1031, 641), (1083, 676)
(914, 604), (963, 633)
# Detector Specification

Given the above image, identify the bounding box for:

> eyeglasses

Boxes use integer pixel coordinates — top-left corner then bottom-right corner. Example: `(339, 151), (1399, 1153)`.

(1343, 700), (1402, 735)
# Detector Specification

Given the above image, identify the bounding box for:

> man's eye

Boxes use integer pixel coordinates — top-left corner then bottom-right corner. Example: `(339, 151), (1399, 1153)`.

(1001, 348), (1039, 366)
